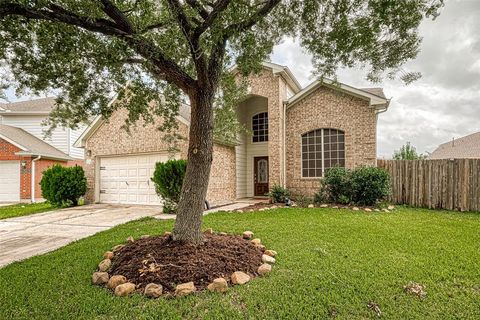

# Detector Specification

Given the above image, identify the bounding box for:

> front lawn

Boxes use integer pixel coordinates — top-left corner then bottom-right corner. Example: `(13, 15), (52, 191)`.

(0, 207), (479, 319)
(0, 202), (53, 220)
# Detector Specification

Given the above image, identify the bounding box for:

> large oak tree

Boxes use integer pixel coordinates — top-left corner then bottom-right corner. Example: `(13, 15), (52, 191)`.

(0, 0), (443, 243)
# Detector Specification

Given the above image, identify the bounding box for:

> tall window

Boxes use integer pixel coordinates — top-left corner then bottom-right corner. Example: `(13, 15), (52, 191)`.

(301, 129), (345, 178)
(252, 112), (268, 142)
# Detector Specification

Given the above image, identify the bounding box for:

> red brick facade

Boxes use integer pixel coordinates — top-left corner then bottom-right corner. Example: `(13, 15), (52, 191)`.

(0, 138), (83, 201)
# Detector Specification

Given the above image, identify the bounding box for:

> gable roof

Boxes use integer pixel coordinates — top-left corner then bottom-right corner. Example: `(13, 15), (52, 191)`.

(360, 87), (387, 99)
(230, 61), (302, 94)
(287, 78), (389, 109)
(74, 101), (193, 149)
(0, 97), (55, 115)
(428, 131), (480, 159)
(0, 124), (71, 160)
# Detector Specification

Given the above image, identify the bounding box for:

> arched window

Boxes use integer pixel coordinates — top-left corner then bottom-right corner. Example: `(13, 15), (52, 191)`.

(301, 129), (345, 178)
(252, 112), (268, 142)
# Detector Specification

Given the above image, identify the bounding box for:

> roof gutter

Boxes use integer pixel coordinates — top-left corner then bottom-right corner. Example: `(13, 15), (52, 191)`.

(15, 151), (71, 161)
(31, 156), (41, 203)
(374, 98), (391, 115)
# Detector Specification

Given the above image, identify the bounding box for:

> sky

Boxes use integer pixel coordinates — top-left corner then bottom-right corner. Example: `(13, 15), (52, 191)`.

(3, 1), (480, 159)
(271, 0), (480, 158)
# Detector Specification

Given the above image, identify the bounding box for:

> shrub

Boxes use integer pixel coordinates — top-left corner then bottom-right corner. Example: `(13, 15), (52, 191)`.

(40, 164), (87, 207)
(151, 159), (187, 213)
(268, 184), (290, 204)
(321, 167), (351, 204)
(313, 190), (327, 204)
(318, 166), (390, 206)
(294, 195), (312, 208)
(350, 166), (390, 206)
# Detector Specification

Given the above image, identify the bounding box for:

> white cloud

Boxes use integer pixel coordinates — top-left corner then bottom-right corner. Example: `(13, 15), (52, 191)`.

(272, 0), (480, 158)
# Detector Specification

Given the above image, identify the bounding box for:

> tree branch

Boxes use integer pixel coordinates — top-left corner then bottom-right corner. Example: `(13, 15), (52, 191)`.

(165, 0), (207, 83)
(0, 2), (127, 36)
(140, 22), (167, 34)
(98, 0), (135, 33)
(121, 36), (198, 92)
(0, 1), (197, 93)
(185, 0), (209, 20)
(194, 0), (231, 36)
(223, 0), (280, 37)
(208, 0), (280, 76)
(165, 0), (194, 36)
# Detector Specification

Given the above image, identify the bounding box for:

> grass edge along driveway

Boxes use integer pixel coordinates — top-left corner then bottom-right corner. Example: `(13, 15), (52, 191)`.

(0, 202), (53, 220)
(0, 207), (479, 319)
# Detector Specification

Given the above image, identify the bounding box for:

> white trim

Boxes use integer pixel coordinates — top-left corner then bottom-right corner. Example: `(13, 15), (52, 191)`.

(251, 111), (269, 143)
(0, 133), (28, 150)
(262, 62), (302, 93)
(67, 127), (71, 156)
(0, 111), (51, 116)
(287, 78), (389, 108)
(300, 128), (346, 179)
(73, 115), (103, 148)
(230, 62), (302, 93)
(31, 156), (41, 203)
(14, 151), (71, 161)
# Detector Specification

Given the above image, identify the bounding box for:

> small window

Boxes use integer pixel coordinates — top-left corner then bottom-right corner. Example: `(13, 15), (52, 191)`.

(301, 129), (345, 178)
(252, 112), (268, 142)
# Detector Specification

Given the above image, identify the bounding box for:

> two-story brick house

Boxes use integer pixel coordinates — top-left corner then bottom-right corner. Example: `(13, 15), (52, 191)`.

(75, 62), (389, 206)
(0, 98), (85, 202)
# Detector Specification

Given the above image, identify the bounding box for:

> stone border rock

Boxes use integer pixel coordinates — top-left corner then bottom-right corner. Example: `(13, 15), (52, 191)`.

(231, 203), (396, 213)
(92, 230), (276, 299)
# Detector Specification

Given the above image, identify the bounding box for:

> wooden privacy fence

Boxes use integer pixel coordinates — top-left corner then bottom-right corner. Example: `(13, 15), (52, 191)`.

(377, 159), (480, 212)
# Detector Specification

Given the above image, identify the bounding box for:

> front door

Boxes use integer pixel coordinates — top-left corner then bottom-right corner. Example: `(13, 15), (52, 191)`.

(254, 156), (269, 196)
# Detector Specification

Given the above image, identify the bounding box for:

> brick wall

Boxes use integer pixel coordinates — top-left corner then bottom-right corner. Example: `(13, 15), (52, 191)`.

(84, 109), (236, 205)
(285, 86), (377, 196)
(0, 138), (73, 201)
(207, 144), (236, 206)
(242, 68), (287, 187)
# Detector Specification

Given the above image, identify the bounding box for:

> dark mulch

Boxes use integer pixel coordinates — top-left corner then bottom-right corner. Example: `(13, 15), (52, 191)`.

(109, 234), (264, 293)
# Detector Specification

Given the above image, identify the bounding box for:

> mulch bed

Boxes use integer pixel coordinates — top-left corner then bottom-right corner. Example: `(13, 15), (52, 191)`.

(109, 234), (264, 294)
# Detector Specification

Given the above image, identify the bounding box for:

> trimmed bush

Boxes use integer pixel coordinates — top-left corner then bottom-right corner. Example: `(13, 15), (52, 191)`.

(350, 166), (390, 206)
(268, 184), (290, 204)
(40, 164), (87, 207)
(320, 167), (351, 204)
(151, 159), (187, 213)
(317, 166), (390, 206)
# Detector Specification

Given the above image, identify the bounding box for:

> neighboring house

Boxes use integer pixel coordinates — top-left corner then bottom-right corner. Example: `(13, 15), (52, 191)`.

(429, 131), (480, 159)
(75, 62), (389, 206)
(0, 98), (85, 202)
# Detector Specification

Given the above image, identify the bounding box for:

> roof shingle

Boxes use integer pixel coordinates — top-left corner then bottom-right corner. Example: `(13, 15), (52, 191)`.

(428, 131), (480, 159)
(0, 97), (55, 113)
(359, 88), (387, 99)
(0, 124), (70, 160)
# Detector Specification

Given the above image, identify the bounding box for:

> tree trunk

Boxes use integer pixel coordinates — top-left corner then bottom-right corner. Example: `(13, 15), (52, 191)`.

(172, 86), (215, 244)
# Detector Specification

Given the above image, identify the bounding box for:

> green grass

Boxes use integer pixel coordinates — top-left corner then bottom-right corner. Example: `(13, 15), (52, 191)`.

(1, 207), (479, 319)
(0, 202), (53, 220)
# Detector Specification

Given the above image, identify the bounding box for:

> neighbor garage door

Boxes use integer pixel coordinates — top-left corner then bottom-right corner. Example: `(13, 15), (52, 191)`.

(99, 153), (171, 205)
(0, 160), (20, 202)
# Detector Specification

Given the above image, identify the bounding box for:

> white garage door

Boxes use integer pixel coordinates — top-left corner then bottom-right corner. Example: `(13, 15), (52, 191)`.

(0, 161), (20, 202)
(99, 153), (170, 205)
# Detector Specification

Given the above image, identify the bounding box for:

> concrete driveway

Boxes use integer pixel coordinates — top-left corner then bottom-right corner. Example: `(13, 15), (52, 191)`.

(0, 204), (163, 267)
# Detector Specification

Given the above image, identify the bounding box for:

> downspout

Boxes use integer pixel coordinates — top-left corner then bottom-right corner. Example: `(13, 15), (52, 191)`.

(31, 155), (41, 203)
(374, 100), (390, 166)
